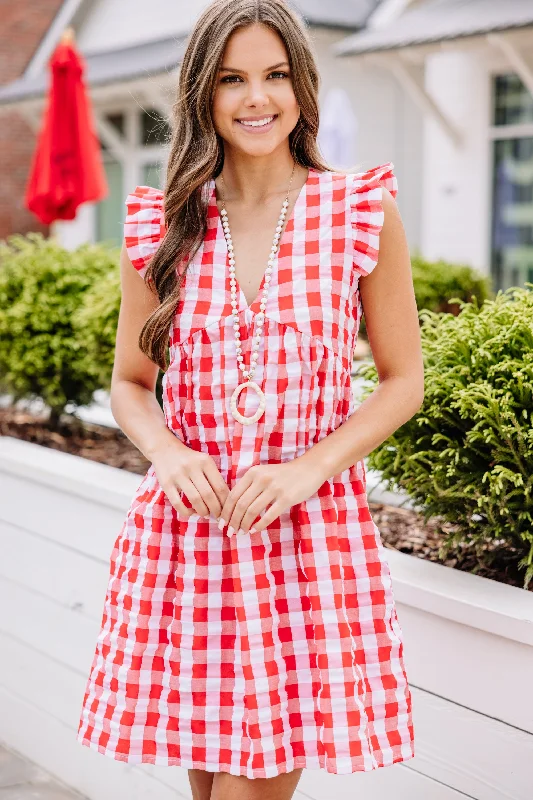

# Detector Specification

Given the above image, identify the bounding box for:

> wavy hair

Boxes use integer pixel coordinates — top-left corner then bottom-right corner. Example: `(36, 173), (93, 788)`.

(139, 0), (329, 370)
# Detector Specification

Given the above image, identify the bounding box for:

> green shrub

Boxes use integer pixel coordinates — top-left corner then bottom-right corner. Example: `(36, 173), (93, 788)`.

(76, 262), (166, 407)
(0, 233), (117, 424)
(358, 285), (533, 588)
(74, 260), (121, 389)
(410, 254), (492, 315)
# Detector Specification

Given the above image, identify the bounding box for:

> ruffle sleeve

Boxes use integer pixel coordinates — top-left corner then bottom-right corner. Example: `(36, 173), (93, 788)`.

(349, 162), (398, 278)
(124, 185), (166, 279)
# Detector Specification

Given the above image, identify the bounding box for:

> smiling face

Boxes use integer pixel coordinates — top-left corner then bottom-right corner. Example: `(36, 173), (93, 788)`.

(212, 23), (301, 159)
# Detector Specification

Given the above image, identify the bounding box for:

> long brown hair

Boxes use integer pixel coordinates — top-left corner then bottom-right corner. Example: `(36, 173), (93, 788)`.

(139, 0), (330, 370)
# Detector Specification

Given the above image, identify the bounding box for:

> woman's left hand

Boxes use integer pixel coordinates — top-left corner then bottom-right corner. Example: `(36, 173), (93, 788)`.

(218, 458), (327, 537)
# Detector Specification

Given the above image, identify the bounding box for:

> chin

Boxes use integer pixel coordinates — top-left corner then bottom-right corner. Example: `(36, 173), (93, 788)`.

(231, 134), (289, 158)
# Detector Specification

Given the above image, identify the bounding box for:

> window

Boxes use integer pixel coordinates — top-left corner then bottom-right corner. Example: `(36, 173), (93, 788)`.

(490, 74), (533, 290)
(141, 108), (171, 146)
(94, 109), (169, 246)
(142, 161), (164, 189)
(95, 158), (123, 248)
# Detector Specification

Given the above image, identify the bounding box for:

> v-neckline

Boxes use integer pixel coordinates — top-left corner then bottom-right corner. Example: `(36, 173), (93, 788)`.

(211, 168), (312, 312)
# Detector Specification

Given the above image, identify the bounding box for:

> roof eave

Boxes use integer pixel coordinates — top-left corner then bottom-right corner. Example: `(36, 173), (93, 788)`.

(335, 19), (533, 57)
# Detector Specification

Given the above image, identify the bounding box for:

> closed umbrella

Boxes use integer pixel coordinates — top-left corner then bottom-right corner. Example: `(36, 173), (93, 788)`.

(25, 28), (107, 225)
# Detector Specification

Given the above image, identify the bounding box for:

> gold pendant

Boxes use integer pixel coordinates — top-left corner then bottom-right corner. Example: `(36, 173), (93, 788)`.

(230, 380), (265, 425)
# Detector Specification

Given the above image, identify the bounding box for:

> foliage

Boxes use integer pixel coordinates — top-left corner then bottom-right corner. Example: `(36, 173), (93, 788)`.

(74, 259), (121, 389)
(0, 233), (115, 422)
(410, 254), (492, 315)
(358, 285), (533, 589)
(75, 259), (166, 406)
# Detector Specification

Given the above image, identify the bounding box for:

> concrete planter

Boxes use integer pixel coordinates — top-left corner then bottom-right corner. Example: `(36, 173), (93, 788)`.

(0, 436), (532, 800)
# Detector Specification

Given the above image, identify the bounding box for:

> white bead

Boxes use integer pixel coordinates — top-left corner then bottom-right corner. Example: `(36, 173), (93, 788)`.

(251, 353), (258, 362)
(237, 354), (243, 361)
(239, 363), (246, 371)
(264, 275), (271, 284)
(265, 267), (272, 275)
(234, 323), (239, 331)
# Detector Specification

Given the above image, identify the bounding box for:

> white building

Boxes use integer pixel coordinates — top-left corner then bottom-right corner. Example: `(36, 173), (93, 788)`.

(0, 0), (532, 291)
(337, 0), (533, 290)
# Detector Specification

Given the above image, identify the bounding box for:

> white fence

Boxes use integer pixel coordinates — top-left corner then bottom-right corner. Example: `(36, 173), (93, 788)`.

(1, 435), (532, 800)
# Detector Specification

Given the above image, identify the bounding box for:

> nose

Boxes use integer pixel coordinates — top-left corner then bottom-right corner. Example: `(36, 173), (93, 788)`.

(243, 79), (269, 108)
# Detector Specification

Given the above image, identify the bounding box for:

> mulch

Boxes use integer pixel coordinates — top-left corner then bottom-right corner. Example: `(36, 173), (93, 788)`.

(1, 406), (530, 592)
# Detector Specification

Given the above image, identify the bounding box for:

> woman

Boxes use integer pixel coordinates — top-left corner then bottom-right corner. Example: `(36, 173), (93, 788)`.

(77, 2), (423, 798)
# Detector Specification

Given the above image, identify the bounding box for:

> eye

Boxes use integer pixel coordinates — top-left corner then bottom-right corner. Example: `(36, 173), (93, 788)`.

(220, 75), (243, 84)
(268, 71), (289, 80)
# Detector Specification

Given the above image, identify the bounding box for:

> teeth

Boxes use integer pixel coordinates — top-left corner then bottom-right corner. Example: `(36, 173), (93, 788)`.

(239, 116), (274, 128)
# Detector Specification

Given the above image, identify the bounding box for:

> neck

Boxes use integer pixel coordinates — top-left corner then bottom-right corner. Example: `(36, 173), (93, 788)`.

(218, 143), (304, 204)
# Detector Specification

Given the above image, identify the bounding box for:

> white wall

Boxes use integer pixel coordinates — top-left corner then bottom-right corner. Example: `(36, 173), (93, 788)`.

(1, 436), (533, 799)
(421, 47), (493, 273)
(77, 0), (210, 53)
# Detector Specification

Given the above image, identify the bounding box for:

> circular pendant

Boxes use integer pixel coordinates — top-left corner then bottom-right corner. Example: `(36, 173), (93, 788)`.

(230, 380), (265, 425)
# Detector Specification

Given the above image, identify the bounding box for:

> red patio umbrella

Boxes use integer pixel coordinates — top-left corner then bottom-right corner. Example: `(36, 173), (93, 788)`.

(25, 28), (108, 224)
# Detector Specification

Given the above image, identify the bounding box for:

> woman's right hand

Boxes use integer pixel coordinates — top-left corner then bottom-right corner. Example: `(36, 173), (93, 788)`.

(151, 435), (229, 520)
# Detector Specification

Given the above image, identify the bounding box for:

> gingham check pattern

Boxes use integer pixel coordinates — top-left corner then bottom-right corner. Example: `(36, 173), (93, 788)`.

(77, 163), (415, 778)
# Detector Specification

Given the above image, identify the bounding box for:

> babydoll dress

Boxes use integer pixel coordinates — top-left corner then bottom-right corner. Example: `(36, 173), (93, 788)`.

(77, 162), (415, 779)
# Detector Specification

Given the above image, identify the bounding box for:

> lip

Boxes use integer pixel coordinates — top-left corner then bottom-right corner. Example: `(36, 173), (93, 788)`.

(235, 114), (278, 134)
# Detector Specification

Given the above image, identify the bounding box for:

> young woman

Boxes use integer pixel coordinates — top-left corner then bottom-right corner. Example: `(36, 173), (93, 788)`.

(77, 1), (423, 798)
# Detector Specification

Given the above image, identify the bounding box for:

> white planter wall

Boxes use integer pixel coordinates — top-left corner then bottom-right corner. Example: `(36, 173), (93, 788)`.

(0, 436), (532, 800)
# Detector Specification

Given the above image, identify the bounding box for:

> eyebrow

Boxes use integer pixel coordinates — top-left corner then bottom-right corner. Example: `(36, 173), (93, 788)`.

(219, 61), (289, 73)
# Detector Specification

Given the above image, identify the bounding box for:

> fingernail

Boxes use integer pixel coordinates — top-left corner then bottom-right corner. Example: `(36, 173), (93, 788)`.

(227, 526), (235, 537)
(218, 517), (225, 530)
(250, 528), (257, 534)
(238, 528), (246, 535)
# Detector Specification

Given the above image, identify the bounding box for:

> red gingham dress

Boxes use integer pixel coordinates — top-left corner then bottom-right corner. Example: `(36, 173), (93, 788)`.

(77, 162), (415, 778)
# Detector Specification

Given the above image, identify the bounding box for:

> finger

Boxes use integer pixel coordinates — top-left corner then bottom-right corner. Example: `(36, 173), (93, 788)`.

(220, 472), (254, 532)
(236, 490), (271, 534)
(190, 470), (222, 518)
(180, 476), (210, 517)
(165, 486), (194, 518)
(202, 460), (230, 510)
(248, 500), (283, 534)
(227, 483), (264, 535)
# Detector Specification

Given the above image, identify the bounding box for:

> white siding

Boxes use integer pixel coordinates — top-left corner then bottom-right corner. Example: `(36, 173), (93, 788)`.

(77, 0), (210, 53)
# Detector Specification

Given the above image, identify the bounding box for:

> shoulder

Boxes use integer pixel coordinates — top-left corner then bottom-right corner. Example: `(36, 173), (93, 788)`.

(341, 162), (399, 277)
(124, 185), (166, 278)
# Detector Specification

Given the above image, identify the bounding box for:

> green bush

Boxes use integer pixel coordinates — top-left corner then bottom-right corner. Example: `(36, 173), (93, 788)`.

(410, 254), (492, 315)
(0, 233), (117, 424)
(76, 261), (166, 407)
(358, 285), (533, 588)
(74, 260), (121, 389)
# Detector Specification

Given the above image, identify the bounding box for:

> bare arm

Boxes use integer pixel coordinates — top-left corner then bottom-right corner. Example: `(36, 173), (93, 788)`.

(111, 241), (229, 519)
(300, 186), (424, 479)
(110, 240), (174, 461)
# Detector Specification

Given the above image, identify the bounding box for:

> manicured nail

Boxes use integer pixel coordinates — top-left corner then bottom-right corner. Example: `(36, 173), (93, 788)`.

(250, 528), (257, 534)
(218, 517), (225, 530)
(238, 528), (246, 535)
(227, 526), (235, 537)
